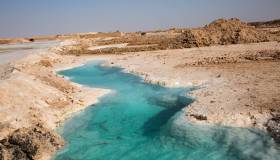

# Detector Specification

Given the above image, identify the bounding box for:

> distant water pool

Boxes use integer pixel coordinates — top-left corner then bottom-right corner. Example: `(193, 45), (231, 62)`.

(55, 61), (280, 160)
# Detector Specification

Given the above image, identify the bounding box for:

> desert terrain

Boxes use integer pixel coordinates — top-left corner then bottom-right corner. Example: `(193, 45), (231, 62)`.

(0, 18), (280, 159)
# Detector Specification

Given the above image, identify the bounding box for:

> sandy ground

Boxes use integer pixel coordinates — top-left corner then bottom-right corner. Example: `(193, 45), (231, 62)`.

(88, 43), (128, 51)
(105, 41), (280, 129)
(0, 52), (110, 135)
(0, 41), (61, 82)
(0, 41), (60, 64)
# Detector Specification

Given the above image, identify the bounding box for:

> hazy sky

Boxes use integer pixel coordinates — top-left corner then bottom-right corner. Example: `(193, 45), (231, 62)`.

(0, 0), (280, 38)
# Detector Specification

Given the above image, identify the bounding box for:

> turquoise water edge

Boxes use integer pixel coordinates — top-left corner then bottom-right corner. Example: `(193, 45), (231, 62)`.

(55, 61), (280, 160)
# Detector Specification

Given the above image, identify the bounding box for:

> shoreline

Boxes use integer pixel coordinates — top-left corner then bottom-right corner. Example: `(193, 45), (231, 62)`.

(0, 46), (111, 160)
(55, 42), (280, 131)
(105, 42), (280, 130)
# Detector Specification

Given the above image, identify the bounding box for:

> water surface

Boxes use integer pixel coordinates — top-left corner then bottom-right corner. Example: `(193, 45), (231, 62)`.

(55, 61), (280, 160)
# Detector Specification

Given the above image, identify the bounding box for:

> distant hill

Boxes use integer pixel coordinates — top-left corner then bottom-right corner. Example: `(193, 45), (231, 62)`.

(249, 19), (280, 28)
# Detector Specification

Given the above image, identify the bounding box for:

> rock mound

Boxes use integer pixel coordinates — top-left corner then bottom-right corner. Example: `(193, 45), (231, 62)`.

(266, 115), (280, 143)
(0, 124), (63, 160)
(171, 18), (270, 48)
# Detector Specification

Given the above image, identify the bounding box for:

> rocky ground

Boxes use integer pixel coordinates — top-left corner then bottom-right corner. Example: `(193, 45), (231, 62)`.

(0, 124), (63, 160)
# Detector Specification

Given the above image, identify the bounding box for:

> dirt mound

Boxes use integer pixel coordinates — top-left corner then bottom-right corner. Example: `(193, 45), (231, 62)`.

(169, 18), (270, 48)
(61, 18), (275, 55)
(38, 59), (53, 68)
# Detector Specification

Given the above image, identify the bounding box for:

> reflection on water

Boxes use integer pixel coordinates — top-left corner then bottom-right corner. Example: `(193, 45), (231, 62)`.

(55, 61), (280, 160)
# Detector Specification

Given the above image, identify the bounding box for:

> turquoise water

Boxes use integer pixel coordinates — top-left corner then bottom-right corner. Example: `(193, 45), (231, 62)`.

(55, 61), (280, 160)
